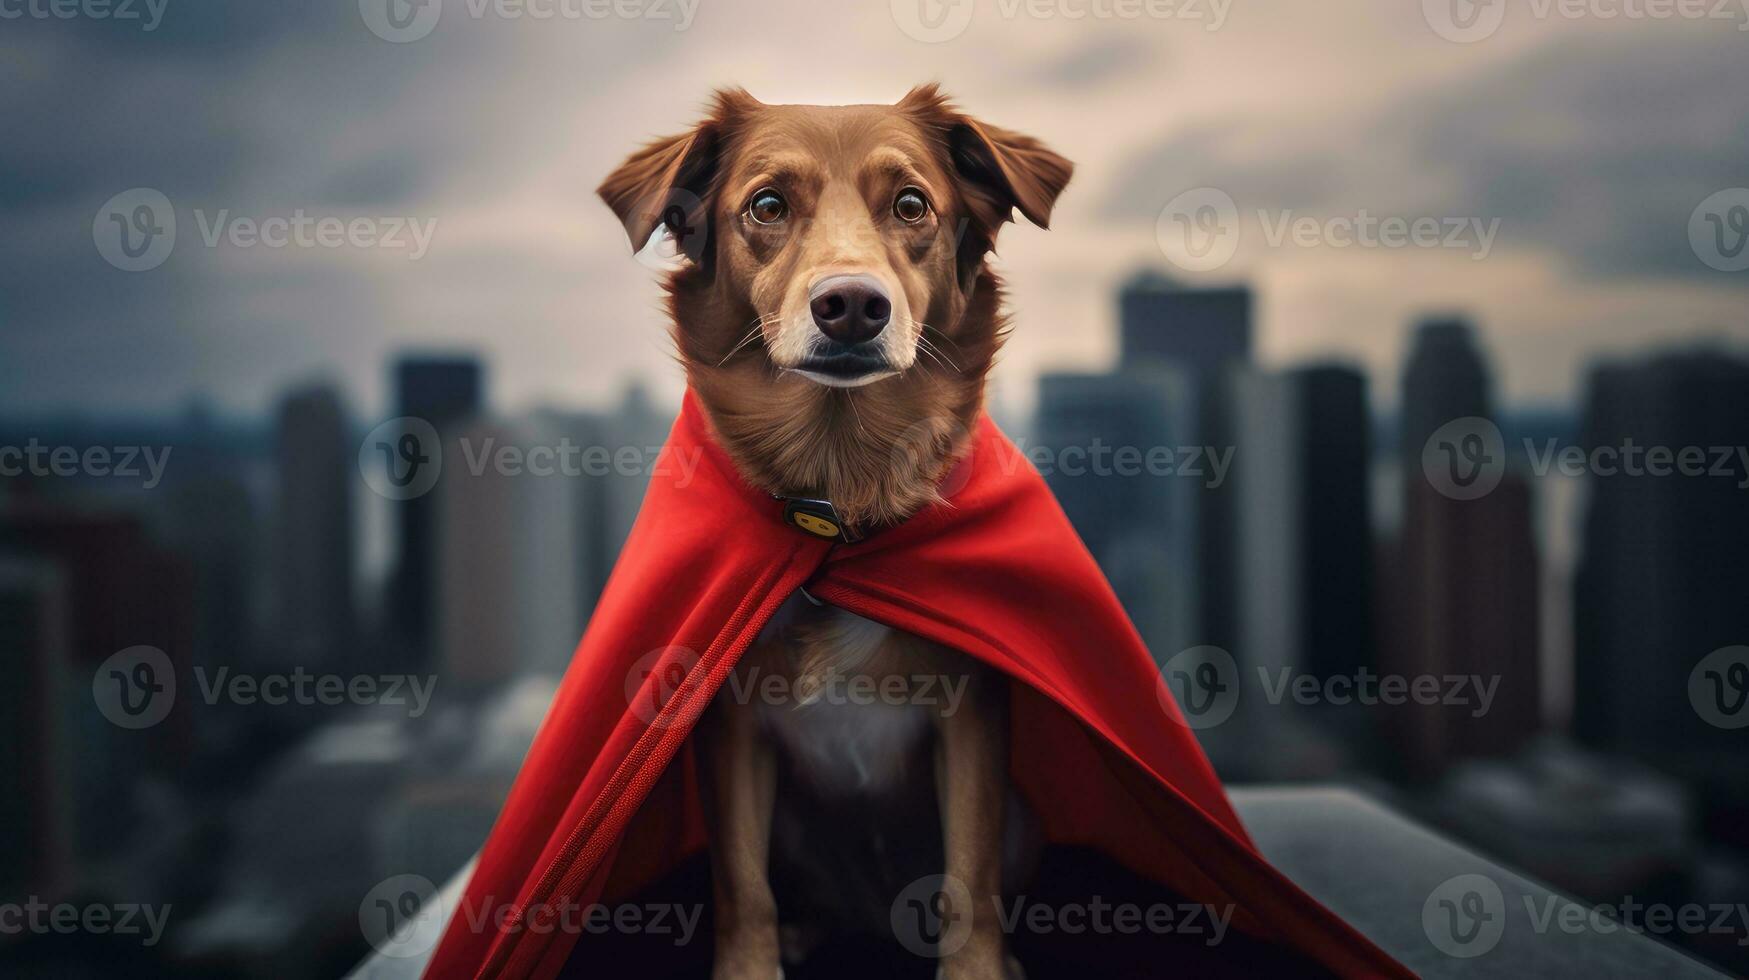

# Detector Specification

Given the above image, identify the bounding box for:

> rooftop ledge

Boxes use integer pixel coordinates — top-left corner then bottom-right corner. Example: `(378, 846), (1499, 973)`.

(350, 786), (1728, 979)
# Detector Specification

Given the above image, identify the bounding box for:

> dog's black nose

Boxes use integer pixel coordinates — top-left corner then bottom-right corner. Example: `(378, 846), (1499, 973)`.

(809, 275), (891, 345)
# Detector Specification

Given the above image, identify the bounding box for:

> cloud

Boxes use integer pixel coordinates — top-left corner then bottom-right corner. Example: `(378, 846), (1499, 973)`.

(1102, 29), (1749, 283)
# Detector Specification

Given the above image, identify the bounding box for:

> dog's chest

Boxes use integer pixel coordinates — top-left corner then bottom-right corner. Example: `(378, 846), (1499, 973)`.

(750, 595), (935, 797)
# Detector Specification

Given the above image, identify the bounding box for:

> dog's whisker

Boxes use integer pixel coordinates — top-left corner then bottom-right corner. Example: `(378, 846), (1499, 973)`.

(716, 316), (772, 367)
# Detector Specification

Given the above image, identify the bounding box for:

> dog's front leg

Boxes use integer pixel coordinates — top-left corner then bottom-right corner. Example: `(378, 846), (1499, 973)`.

(934, 657), (1018, 980)
(700, 667), (782, 980)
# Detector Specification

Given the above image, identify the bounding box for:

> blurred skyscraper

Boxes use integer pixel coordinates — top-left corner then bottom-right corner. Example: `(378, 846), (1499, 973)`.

(1385, 318), (1540, 776)
(0, 559), (71, 899)
(272, 384), (355, 673)
(387, 356), (484, 669)
(0, 512), (194, 880)
(434, 385), (672, 688)
(1034, 368), (1199, 660)
(1574, 349), (1749, 840)
(1118, 271), (1250, 653)
(1120, 270), (1252, 373)
(1231, 366), (1375, 686)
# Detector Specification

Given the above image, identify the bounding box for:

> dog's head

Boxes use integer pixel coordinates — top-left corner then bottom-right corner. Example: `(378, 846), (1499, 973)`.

(598, 85), (1071, 526)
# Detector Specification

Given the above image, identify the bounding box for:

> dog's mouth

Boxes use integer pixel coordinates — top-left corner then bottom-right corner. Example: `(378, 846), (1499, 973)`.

(789, 341), (897, 388)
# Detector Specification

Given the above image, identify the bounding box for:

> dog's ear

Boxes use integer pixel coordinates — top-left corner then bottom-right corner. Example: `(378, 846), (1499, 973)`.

(597, 89), (757, 258)
(899, 84), (1073, 232)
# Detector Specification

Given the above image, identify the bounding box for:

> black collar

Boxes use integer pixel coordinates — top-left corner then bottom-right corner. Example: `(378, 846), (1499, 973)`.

(773, 494), (866, 544)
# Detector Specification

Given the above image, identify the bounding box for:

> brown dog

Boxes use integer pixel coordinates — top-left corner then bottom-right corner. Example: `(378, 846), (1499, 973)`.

(597, 85), (1071, 980)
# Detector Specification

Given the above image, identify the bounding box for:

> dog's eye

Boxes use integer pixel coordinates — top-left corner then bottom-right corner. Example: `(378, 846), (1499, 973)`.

(893, 188), (929, 224)
(747, 188), (787, 225)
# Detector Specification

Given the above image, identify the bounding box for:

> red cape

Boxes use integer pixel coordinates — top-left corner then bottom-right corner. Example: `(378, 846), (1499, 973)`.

(425, 392), (1410, 979)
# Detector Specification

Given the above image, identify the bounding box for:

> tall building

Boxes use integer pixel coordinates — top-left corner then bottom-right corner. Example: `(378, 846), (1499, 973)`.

(0, 512), (194, 877)
(1119, 270), (1252, 374)
(1385, 319), (1540, 776)
(1118, 271), (1252, 653)
(435, 414), (598, 688)
(387, 356), (484, 668)
(1033, 368), (1199, 661)
(1399, 316), (1491, 460)
(1231, 365), (1374, 683)
(272, 384), (354, 672)
(0, 559), (71, 898)
(1573, 349), (1749, 832)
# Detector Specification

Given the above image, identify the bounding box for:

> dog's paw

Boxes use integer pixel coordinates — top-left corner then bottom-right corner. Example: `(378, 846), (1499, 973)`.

(711, 932), (783, 980)
(935, 953), (1023, 980)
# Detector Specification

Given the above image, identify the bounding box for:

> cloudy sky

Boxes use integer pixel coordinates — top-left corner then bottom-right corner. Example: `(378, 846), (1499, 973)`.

(3, 0), (1746, 420)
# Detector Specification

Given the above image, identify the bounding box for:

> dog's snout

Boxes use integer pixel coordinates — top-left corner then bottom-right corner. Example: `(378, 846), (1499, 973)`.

(809, 275), (891, 345)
